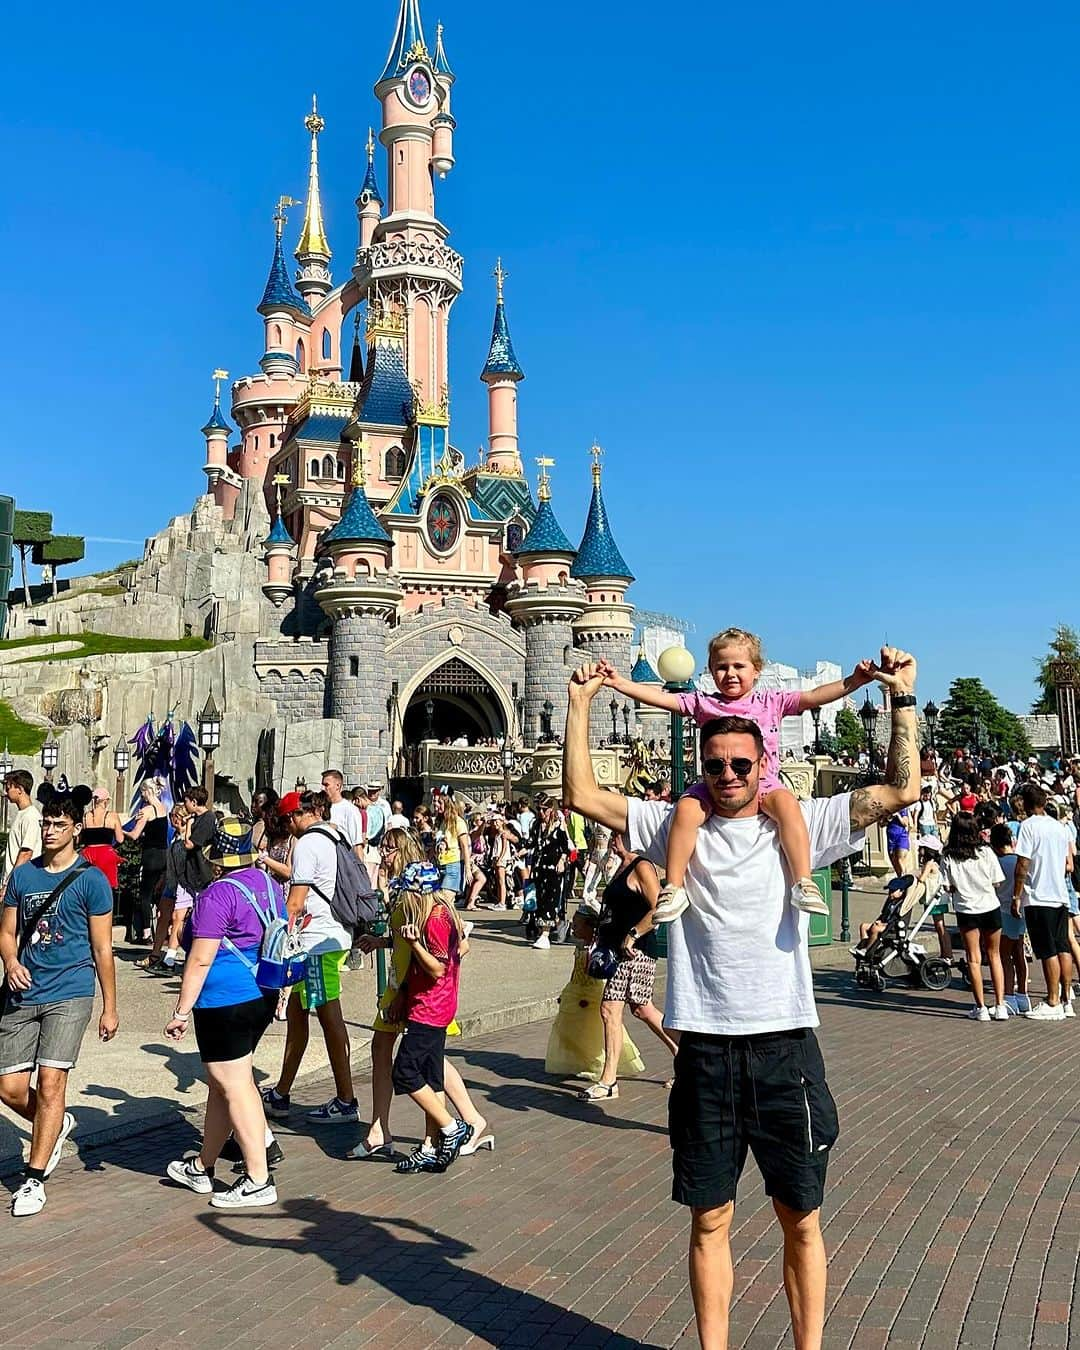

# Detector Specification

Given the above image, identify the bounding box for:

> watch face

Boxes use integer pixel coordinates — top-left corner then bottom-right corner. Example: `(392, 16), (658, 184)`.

(407, 67), (432, 105)
(426, 493), (460, 552)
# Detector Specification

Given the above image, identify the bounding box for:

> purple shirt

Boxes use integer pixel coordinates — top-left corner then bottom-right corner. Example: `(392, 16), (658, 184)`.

(677, 687), (803, 790)
(189, 867), (280, 949)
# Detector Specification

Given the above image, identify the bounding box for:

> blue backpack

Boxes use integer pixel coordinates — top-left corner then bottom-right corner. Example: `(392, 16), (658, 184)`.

(220, 875), (307, 991)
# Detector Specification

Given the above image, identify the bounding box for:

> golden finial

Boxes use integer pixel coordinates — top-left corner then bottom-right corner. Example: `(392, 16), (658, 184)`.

(493, 257), (507, 303)
(297, 97), (330, 259)
(274, 195), (300, 239)
(536, 456), (555, 503)
(351, 433), (369, 488)
(211, 368), (229, 406)
(367, 127), (376, 164)
(589, 440), (604, 487)
(271, 471), (289, 516)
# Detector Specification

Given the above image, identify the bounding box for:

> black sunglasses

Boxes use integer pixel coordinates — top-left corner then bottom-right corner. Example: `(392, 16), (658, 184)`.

(702, 757), (756, 779)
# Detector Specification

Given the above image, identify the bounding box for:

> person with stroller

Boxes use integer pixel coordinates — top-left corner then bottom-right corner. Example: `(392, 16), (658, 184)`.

(852, 875), (920, 954)
(940, 812), (1008, 1021)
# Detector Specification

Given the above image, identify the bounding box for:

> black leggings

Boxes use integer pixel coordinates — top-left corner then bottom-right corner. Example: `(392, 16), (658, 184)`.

(134, 866), (165, 938)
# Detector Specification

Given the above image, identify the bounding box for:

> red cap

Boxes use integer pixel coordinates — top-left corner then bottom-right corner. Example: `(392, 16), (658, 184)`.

(277, 790), (303, 816)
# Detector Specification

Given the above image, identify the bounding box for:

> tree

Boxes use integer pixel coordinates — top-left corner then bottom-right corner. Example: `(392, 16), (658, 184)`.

(1033, 624), (1080, 715)
(11, 510), (51, 608)
(32, 534), (85, 601)
(937, 677), (1030, 758)
(834, 707), (864, 758)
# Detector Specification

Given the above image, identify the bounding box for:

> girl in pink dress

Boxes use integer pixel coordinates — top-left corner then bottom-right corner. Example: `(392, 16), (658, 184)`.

(604, 627), (877, 922)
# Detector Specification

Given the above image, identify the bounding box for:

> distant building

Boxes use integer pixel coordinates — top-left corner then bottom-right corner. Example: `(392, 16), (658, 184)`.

(698, 658), (846, 758)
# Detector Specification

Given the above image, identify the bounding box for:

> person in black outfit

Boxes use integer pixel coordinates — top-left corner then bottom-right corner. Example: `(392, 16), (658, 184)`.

(531, 796), (570, 950)
(123, 778), (168, 943)
(579, 831), (678, 1101)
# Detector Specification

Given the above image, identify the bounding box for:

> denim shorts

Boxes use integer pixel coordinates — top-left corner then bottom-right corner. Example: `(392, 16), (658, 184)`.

(0, 997), (94, 1075)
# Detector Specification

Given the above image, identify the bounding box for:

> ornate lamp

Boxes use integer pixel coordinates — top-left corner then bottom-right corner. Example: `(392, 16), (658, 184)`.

(609, 695), (619, 745)
(622, 704), (631, 743)
(810, 706), (822, 755)
(657, 646), (696, 795)
(500, 736), (515, 801)
(198, 692), (222, 797)
(922, 699), (939, 750)
(540, 699), (555, 743)
(858, 695), (879, 769)
(40, 737), (59, 781)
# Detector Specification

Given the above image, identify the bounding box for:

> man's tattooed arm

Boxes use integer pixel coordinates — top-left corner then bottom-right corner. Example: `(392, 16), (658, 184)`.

(849, 708), (921, 831)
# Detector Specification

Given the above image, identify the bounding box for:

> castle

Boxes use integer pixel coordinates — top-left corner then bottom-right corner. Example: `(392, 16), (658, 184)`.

(189, 0), (646, 796)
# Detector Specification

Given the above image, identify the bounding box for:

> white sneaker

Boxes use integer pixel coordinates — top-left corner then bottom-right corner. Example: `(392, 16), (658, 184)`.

(167, 1158), (215, 1194)
(44, 1112), (75, 1179)
(967, 1005), (991, 1021)
(791, 878), (830, 916)
(654, 884), (690, 924)
(1064, 1002), (1076, 1019)
(10, 1179), (46, 1217)
(1025, 1002), (1066, 1021)
(209, 1174), (277, 1209)
(990, 1004), (1010, 1021)
(531, 932), (550, 950)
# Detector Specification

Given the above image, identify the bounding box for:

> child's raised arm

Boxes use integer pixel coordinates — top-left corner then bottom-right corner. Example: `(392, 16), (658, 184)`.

(599, 660), (685, 714)
(798, 659), (877, 712)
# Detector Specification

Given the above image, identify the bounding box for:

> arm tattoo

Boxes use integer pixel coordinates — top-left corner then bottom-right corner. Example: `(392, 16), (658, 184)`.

(885, 714), (916, 791)
(849, 787), (890, 830)
(849, 709), (919, 831)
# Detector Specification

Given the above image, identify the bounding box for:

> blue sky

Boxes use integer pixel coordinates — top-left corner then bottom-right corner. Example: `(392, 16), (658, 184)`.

(2, 0), (1077, 712)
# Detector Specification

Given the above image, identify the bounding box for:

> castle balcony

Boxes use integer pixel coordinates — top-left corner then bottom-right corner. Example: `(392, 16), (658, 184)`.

(354, 239), (464, 292)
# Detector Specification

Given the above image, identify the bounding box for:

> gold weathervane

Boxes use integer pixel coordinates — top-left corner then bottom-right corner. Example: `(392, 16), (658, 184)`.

(589, 440), (604, 485)
(493, 257), (508, 302)
(274, 195), (301, 238)
(271, 472), (290, 516)
(304, 92), (325, 136)
(535, 456), (555, 502)
(351, 433), (370, 488)
(211, 368), (229, 404)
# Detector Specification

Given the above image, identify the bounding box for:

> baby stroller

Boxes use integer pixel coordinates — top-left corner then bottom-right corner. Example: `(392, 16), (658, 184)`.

(852, 875), (952, 994)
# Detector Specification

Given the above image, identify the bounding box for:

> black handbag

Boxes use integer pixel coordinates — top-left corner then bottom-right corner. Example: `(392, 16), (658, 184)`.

(0, 862), (92, 1017)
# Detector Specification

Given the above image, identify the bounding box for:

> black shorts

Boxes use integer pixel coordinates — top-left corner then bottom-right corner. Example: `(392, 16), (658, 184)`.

(1025, 905), (1072, 961)
(956, 909), (1003, 935)
(668, 1028), (838, 1214)
(391, 1021), (447, 1095)
(192, 993), (277, 1064)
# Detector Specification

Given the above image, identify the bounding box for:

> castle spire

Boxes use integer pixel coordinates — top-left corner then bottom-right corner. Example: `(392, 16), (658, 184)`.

(295, 95), (332, 303)
(571, 442), (634, 582)
(348, 310), (365, 383)
(259, 197), (308, 317)
(481, 259), (524, 475)
(378, 0), (429, 85)
(432, 20), (455, 80)
(481, 259), (524, 381)
(516, 459), (576, 556)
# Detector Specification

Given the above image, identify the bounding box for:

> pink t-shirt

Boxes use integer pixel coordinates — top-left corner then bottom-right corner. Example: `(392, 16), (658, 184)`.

(677, 687), (803, 790)
(405, 904), (461, 1028)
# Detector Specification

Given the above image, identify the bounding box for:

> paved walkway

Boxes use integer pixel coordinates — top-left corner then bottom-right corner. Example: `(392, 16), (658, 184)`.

(3, 968), (1079, 1349)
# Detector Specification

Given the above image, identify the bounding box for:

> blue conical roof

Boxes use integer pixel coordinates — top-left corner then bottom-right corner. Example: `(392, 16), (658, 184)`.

(359, 152), (383, 206)
(267, 514), (294, 546)
(631, 650), (659, 683)
(258, 235), (309, 316)
(432, 22), (455, 79)
(482, 298), (524, 380)
(201, 401), (230, 436)
(322, 485), (391, 547)
(570, 479), (633, 581)
(517, 499), (575, 557)
(379, 0), (428, 82)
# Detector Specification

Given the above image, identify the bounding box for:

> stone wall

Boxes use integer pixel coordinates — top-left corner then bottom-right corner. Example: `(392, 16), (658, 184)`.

(328, 610), (395, 784)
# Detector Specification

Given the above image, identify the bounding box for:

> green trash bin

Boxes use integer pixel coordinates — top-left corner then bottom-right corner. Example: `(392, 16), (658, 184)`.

(808, 865), (834, 946)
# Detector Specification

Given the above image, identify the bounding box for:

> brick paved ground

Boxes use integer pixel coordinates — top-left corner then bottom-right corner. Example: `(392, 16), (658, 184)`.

(2, 969), (1079, 1349)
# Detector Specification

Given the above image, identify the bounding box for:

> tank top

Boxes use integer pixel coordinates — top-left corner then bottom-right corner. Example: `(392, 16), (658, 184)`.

(141, 813), (168, 865)
(81, 825), (115, 846)
(599, 857), (658, 959)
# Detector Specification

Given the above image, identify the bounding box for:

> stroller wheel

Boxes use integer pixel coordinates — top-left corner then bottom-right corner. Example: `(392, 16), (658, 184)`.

(919, 957), (952, 991)
(869, 968), (886, 993)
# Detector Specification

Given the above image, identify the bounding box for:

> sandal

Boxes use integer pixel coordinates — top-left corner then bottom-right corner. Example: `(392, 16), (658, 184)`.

(578, 1081), (619, 1101)
(135, 955), (165, 971)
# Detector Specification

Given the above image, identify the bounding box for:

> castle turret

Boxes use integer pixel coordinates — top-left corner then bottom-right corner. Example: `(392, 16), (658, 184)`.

(347, 310), (365, 384)
(481, 260), (524, 476)
(504, 461), (586, 746)
(571, 444), (636, 746)
(356, 128), (383, 251)
(201, 369), (242, 518)
(294, 96), (332, 306)
(263, 475), (297, 607)
(317, 431), (402, 784)
(259, 198), (308, 378)
(430, 24), (456, 177)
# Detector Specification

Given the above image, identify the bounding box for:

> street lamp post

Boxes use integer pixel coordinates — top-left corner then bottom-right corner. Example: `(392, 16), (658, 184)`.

(40, 737), (59, 784)
(198, 692), (222, 803)
(113, 737), (130, 814)
(810, 706), (822, 756)
(0, 744), (12, 831)
(657, 646), (696, 796)
(540, 699), (555, 744)
(500, 737), (514, 803)
(858, 695), (879, 773)
(609, 695), (619, 746)
(622, 704), (631, 744)
(922, 699), (938, 751)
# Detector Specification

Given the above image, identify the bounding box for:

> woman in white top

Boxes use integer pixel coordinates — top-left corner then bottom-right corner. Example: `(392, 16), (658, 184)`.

(941, 812), (1007, 1021)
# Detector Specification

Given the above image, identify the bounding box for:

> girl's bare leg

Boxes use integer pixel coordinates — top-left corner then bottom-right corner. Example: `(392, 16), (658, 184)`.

(666, 795), (710, 887)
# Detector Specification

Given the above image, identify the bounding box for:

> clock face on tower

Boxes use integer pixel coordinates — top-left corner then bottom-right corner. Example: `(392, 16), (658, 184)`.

(406, 67), (432, 105)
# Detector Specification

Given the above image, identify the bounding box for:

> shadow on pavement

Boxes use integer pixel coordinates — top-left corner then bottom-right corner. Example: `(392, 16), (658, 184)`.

(812, 967), (963, 1018)
(199, 1202), (663, 1347)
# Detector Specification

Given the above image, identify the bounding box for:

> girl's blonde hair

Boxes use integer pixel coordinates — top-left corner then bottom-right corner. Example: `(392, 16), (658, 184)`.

(707, 627), (765, 672)
(383, 826), (464, 947)
(140, 776), (165, 803)
(440, 798), (465, 840)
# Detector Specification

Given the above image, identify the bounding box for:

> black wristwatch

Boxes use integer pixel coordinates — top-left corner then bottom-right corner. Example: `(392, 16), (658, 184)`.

(891, 694), (917, 709)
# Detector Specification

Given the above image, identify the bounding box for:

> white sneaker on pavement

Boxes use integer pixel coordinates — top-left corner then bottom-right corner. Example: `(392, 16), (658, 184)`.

(791, 878), (830, 916)
(531, 932), (550, 950)
(1025, 1002), (1066, 1021)
(167, 1158), (214, 1194)
(990, 1004), (1010, 1021)
(967, 1005), (991, 1021)
(1063, 1002), (1076, 1018)
(44, 1112), (75, 1178)
(654, 884), (690, 924)
(208, 1174), (277, 1209)
(10, 1179), (46, 1217)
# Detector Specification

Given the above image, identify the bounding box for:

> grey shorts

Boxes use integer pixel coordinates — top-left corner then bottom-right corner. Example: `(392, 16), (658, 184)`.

(0, 997), (95, 1075)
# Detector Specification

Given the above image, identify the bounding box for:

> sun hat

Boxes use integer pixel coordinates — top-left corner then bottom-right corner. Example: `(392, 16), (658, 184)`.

(277, 790), (303, 816)
(204, 817), (259, 868)
(917, 835), (943, 853)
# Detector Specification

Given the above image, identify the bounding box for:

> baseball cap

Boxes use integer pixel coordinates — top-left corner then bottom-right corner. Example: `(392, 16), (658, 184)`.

(277, 790), (303, 816)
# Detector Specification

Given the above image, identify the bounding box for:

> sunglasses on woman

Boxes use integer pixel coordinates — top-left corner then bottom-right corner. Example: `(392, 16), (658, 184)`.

(701, 757), (757, 779)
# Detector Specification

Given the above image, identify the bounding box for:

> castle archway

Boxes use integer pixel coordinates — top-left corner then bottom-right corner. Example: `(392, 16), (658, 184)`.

(400, 655), (508, 747)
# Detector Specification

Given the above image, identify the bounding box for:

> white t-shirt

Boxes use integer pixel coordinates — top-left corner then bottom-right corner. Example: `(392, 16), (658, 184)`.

(941, 849), (1005, 915)
(4, 804), (41, 880)
(626, 794), (863, 1035)
(1015, 814), (1071, 908)
(329, 799), (364, 848)
(290, 825), (350, 954)
(387, 812), (410, 830)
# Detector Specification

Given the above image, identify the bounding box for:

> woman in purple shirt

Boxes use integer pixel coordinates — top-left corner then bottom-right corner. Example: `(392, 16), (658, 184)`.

(162, 818), (286, 1210)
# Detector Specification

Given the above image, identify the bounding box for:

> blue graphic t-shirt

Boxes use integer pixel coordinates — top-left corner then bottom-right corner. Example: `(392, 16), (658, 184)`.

(4, 858), (113, 1005)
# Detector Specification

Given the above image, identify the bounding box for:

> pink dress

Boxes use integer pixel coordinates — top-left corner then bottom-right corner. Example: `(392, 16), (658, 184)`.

(677, 687), (803, 800)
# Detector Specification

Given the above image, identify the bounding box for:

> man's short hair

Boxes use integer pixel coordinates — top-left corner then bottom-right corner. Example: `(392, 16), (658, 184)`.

(3, 769), (33, 796)
(297, 789), (331, 820)
(698, 715), (765, 757)
(41, 793), (80, 826)
(1017, 782), (1046, 814)
(391, 799), (404, 812)
(321, 769), (344, 787)
(183, 785), (209, 807)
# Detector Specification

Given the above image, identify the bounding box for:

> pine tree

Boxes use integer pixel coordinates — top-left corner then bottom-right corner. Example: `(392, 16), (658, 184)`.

(937, 677), (1030, 757)
(1033, 624), (1080, 715)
